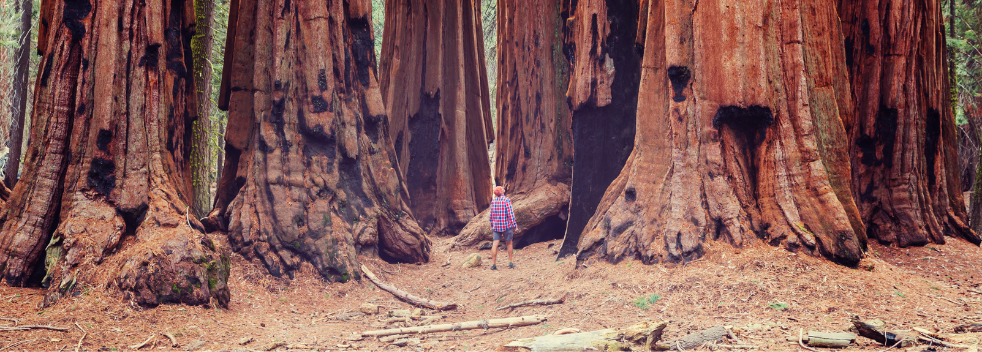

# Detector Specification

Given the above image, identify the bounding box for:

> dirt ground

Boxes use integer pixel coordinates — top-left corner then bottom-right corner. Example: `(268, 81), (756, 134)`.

(2, 236), (982, 351)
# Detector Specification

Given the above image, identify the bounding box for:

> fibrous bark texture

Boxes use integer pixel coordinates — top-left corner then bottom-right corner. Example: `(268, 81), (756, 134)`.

(4, 0), (32, 188)
(454, 0), (573, 248)
(556, 0), (641, 258)
(209, 0), (431, 280)
(840, 0), (979, 246)
(378, 0), (495, 237)
(190, 0), (215, 218)
(577, 0), (867, 265)
(0, 0), (230, 307)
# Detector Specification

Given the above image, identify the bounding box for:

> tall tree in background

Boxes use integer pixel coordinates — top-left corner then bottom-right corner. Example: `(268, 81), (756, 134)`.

(4, 0), (31, 187)
(575, 0), (868, 265)
(378, 0), (495, 237)
(0, 0), (230, 307)
(454, 0), (573, 248)
(555, 0), (641, 258)
(209, 0), (431, 280)
(190, 0), (215, 218)
(840, 0), (978, 246)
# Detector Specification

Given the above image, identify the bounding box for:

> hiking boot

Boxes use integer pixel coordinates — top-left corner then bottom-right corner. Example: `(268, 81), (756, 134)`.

(490, 264), (497, 270)
(508, 262), (515, 269)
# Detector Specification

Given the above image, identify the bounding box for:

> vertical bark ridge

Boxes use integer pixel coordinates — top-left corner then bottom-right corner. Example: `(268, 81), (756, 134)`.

(840, 0), (978, 246)
(576, 0), (865, 266)
(0, 0), (231, 308)
(211, 0), (431, 281)
(379, 0), (494, 237)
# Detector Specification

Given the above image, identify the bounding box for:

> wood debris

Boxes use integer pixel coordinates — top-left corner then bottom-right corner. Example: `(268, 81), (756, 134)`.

(363, 315), (546, 337)
(361, 265), (457, 311)
(496, 297), (564, 311)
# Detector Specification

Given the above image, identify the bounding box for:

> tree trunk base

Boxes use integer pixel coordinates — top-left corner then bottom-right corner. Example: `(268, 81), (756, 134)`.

(454, 183), (569, 248)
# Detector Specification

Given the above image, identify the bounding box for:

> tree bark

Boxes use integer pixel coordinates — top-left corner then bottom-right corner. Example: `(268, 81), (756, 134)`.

(190, 0), (215, 218)
(209, 0), (431, 280)
(576, 0), (867, 265)
(378, 0), (495, 237)
(556, 0), (642, 259)
(840, 0), (979, 246)
(4, 0), (32, 188)
(0, 0), (231, 307)
(454, 0), (573, 248)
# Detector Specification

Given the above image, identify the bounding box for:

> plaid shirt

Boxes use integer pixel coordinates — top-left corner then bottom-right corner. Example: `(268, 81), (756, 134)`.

(489, 195), (517, 233)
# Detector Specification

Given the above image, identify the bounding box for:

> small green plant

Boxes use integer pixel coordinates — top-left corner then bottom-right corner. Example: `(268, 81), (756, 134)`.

(555, 261), (565, 266)
(497, 297), (505, 303)
(477, 305), (485, 309)
(767, 301), (789, 310)
(426, 288), (432, 293)
(627, 263), (633, 268)
(930, 286), (940, 290)
(633, 294), (661, 310)
(894, 290), (906, 298)
(324, 293), (331, 299)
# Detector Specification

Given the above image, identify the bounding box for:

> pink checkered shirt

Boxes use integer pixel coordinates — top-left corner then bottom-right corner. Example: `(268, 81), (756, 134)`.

(489, 195), (517, 233)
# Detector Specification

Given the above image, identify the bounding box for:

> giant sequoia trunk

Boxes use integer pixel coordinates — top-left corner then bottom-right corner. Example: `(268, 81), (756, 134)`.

(453, 0), (573, 249)
(0, 0), (230, 307)
(208, 0), (431, 280)
(839, 0), (979, 246)
(555, 0), (642, 258)
(576, 0), (868, 265)
(378, 0), (495, 237)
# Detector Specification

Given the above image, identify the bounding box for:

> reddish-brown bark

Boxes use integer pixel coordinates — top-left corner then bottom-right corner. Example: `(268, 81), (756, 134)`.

(840, 0), (979, 246)
(576, 0), (867, 265)
(0, 0), (230, 307)
(378, 0), (495, 237)
(453, 0), (574, 248)
(209, 0), (431, 280)
(556, 0), (642, 258)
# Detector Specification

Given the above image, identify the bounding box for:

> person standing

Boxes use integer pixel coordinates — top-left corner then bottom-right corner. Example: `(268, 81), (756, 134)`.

(489, 186), (517, 270)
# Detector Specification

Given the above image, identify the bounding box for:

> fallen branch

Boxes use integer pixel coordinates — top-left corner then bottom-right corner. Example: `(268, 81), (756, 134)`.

(0, 325), (70, 332)
(929, 294), (963, 305)
(363, 315), (546, 337)
(128, 334), (156, 350)
(496, 298), (564, 311)
(74, 323), (87, 352)
(725, 327), (743, 345)
(361, 265), (457, 311)
(916, 333), (971, 349)
(466, 284), (482, 294)
(875, 339), (904, 352)
(706, 343), (758, 350)
(797, 329), (819, 352)
(162, 332), (178, 347)
(0, 338), (39, 351)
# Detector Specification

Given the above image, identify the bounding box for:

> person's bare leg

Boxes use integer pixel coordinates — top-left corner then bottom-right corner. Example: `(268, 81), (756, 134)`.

(492, 239), (501, 266)
(507, 241), (514, 264)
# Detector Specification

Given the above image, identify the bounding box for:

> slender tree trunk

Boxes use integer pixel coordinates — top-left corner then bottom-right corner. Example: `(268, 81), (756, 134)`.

(556, 0), (642, 258)
(0, 0), (230, 308)
(209, 0), (431, 280)
(453, 0), (573, 248)
(4, 0), (32, 187)
(576, 0), (866, 265)
(190, 0), (215, 218)
(840, 0), (979, 246)
(378, 0), (495, 237)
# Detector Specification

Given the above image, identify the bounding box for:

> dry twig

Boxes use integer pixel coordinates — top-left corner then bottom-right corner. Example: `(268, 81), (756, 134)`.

(128, 334), (155, 350)
(798, 329), (819, 352)
(73, 323), (87, 352)
(0, 324), (70, 331)
(875, 339), (903, 352)
(466, 284), (481, 294)
(162, 332), (178, 347)
(0, 338), (39, 351)
(495, 297), (564, 311)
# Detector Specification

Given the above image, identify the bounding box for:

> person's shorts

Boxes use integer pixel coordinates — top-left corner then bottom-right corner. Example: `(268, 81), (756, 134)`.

(493, 228), (514, 242)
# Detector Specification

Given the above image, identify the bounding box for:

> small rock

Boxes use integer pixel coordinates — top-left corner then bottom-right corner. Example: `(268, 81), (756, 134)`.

(360, 303), (379, 315)
(237, 337), (254, 345)
(184, 340), (206, 351)
(461, 253), (482, 268)
(391, 338), (409, 347)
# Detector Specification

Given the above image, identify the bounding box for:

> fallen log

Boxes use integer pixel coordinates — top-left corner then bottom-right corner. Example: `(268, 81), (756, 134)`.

(496, 298), (564, 311)
(655, 325), (727, 351)
(361, 265), (457, 311)
(805, 331), (856, 348)
(363, 315), (546, 337)
(850, 316), (914, 347)
(0, 325), (70, 332)
(954, 323), (982, 333)
(503, 321), (668, 351)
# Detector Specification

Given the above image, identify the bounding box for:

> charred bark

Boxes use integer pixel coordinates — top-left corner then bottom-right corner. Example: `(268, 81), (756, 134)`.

(840, 0), (979, 246)
(378, 0), (495, 237)
(209, 0), (431, 280)
(555, 0), (642, 259)
(576, 0), (866, 265)
(0, 0), (230, 307)
(454, 0), (573, 248)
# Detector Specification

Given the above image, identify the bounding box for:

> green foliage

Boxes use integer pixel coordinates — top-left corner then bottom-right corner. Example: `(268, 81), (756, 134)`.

(894, 289), (906, 298)
(767, 301), (789, 310)
(945, 0), (982, 124)
(633, 293), (661, 310)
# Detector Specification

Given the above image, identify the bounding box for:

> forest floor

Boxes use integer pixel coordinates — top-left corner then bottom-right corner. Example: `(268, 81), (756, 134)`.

(2, 236), (982, 351)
